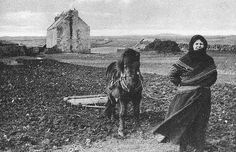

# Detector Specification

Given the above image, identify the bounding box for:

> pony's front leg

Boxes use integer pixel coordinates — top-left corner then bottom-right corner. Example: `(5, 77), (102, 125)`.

(179, 140), (187, 152)
(118, 99), (127, 137)
(104, 94), (112, 118)
(132, 95), (141, 129)
(104, 94), (116, 119)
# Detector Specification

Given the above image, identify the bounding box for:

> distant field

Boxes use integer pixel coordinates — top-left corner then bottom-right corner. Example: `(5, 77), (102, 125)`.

(1, 35), (235, 81)
(94, 34), (236, 46)
(91, 47), (124, 54)
(44, 50), (236, 85)
(0, 36), (46, 47)
(1, 34), (236, 48)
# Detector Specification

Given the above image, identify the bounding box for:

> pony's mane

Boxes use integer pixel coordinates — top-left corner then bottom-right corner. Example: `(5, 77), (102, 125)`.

(106, 61), (121, 81)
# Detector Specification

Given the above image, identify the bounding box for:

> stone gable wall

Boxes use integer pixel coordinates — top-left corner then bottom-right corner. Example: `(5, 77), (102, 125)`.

(46, 28), (57, 48)
(46, 9), (90, 53)
(71, 16), (90, 53)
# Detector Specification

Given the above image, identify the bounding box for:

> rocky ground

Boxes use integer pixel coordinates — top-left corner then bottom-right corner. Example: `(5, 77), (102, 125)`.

(0, 59), (235, 152)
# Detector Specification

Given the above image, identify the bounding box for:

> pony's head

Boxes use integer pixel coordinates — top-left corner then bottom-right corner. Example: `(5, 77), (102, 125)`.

(118, 48), (141, 91)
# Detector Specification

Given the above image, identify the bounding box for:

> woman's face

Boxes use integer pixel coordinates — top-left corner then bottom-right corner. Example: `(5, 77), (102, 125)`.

(193, 39), (204, 51)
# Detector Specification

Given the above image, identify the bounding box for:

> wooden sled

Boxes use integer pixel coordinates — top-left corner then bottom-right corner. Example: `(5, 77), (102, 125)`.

(63, 94), (108, 108)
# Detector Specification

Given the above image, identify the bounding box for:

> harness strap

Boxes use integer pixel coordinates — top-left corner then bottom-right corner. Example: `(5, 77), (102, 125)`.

(120, 77), (143, 92)
(109, 74), (143, 92)
(109, 79), (120, 90)
(120, 78), (129, 92)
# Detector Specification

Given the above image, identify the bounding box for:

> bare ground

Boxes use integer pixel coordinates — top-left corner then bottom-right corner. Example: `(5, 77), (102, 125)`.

(0, 52), (235, 152)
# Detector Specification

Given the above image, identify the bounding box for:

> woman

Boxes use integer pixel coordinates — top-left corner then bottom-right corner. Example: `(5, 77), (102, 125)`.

(153, 35), (217, 152)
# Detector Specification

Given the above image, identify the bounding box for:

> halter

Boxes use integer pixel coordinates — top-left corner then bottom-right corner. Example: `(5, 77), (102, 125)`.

(109, 72), (143, 92)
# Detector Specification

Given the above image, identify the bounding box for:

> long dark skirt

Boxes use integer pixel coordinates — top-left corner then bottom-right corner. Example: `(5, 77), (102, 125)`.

(153, 87), (211, 148)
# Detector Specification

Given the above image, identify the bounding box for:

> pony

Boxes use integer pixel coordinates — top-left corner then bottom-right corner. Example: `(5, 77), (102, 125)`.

(104, 48), (143, 137)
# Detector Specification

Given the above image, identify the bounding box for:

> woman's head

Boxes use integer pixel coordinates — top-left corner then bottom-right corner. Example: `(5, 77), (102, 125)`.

(189, 35), (208, 52)
(193, 39), (204, 51)
(180, 35), (212, 63)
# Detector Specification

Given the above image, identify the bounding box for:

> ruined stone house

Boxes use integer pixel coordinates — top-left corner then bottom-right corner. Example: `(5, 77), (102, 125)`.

(46, 9), (90, 53)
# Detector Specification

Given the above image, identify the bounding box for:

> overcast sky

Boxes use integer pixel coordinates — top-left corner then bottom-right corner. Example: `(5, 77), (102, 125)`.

(0, 0), (236, 36)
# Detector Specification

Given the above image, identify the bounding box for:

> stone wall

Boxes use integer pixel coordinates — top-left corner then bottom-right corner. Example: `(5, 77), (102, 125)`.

(0, 40), (45, 57)
(178, 43), (236, 53)
(56, 19), (71, 52)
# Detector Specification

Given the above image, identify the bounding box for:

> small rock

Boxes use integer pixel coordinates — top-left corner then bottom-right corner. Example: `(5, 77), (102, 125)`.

(85, 139), (91, 146)
(41, 139), (50, 145)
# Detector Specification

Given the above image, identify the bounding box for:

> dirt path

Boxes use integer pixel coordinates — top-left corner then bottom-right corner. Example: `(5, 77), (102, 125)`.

(54, 132), (179, 152)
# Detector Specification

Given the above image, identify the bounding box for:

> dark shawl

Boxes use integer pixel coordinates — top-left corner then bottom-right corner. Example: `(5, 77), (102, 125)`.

(153, 35), (217, 148)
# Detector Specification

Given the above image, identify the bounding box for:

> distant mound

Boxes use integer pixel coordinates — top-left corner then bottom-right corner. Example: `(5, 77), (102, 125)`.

(0, 40), (45, 57)
(135, 38), (181, 53)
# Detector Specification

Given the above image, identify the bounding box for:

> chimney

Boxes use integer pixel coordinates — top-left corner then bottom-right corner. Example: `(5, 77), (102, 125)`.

(73, 9), (79, 17)
(54, 16), (60, 22)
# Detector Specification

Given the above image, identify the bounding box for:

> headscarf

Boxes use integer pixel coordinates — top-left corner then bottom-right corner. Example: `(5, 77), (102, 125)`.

(188, 35), (208, 52)
(180, 35), (211, 65)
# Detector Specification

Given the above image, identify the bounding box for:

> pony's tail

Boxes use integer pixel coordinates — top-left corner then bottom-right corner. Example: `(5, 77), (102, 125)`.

(106, 61), (117, 79)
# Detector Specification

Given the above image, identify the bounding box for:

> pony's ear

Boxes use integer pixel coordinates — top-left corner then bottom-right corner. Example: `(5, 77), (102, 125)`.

(137, 52), (140, 60)
(134, 51), (140, 62)
(117, 59), (124, 72)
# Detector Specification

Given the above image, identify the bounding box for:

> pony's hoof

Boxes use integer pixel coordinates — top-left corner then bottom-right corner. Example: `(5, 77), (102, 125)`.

(118, 130), (124, 137)
(155, 134), (165, 143)
(134, 124), (140, 130)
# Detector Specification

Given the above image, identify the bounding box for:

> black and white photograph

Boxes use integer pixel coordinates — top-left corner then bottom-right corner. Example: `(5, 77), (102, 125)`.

(0, 0), (235, 151)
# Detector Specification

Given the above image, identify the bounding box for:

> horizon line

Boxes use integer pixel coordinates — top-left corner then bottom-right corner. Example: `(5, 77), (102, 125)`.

(1, 33), (236, 37)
